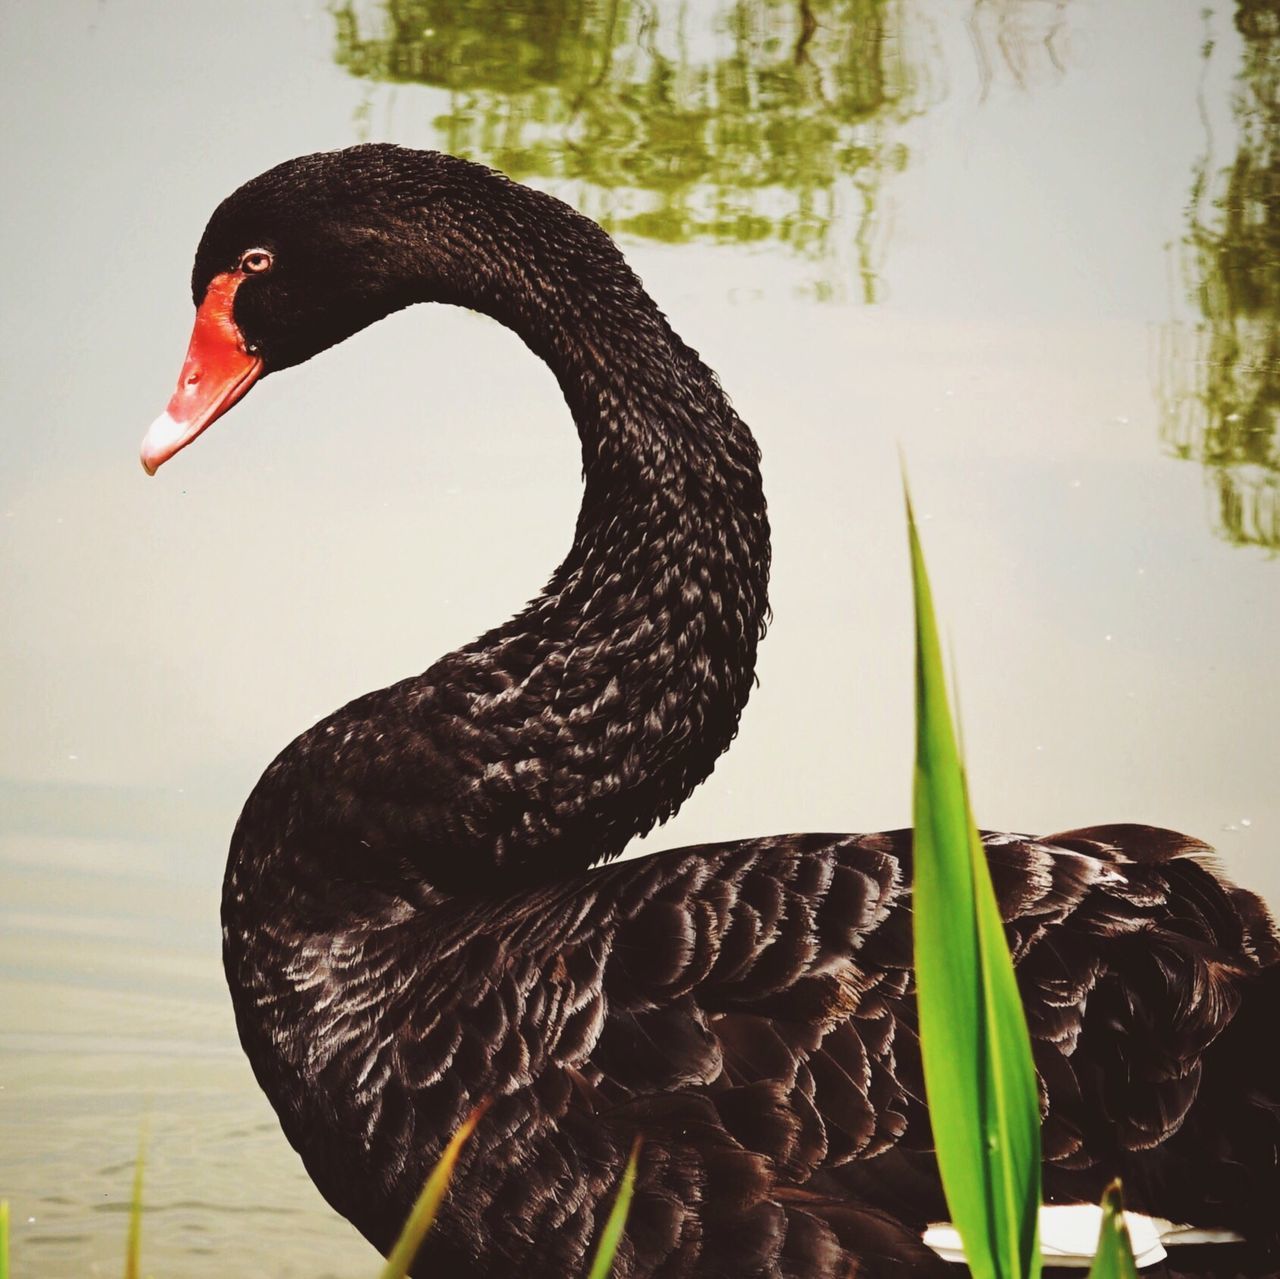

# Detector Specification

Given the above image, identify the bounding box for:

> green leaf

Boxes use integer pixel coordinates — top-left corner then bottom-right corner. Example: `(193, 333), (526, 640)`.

(586, 1137), (642, 1279)
(1, 1199), (9, 1279)
(379, 1099), (489, 1279)
(123, 1132), (144, 1279)
(906, 490), (1042, 1279)
(1086, 1183), (1141, 1279)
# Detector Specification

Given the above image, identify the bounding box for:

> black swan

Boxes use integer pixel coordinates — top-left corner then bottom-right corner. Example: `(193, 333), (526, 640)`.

(142, 145), (1280, 1278)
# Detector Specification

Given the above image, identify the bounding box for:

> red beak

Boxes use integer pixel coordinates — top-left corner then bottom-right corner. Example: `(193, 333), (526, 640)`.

(141, 272), (263, 475)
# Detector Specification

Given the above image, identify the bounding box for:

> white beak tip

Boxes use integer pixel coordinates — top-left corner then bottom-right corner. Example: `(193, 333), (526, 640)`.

(140, 411), (185, 476)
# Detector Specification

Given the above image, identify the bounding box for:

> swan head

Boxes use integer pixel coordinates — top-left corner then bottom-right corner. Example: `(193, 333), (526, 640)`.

(142, 145), (490, 474)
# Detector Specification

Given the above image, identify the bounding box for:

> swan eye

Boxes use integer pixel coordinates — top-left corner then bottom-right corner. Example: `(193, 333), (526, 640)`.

(239, 249), (273, 275)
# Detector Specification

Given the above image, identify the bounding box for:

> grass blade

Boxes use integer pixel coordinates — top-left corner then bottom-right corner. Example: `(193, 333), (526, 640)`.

(124, 1132), (144, 1279)
(1086, 1183), (1141, 1279)
(906, 490), (1042, 1279)
(379, 1099), (490, 1279)
(1, 1199), (9, 1279)
(586, 1137), (642, 1279)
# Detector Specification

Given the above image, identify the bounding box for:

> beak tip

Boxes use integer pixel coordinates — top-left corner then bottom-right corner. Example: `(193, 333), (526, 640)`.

(140, 411), (183, 477)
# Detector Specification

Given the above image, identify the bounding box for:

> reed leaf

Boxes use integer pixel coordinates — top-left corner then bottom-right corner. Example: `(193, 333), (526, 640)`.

(1086, 1183), (1141, 1279)
(586, 1137), (642, 1279)
(379, 1099), (490, 1279)
(124, 1133), (144, 1279)
(907, 491), (1042, 1279)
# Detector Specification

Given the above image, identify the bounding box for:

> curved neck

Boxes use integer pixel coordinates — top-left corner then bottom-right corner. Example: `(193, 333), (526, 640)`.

(232, 183), (770, 904)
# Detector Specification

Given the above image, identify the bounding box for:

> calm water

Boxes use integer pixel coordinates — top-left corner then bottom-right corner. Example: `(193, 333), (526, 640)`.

(2, 1), (1278, 1274)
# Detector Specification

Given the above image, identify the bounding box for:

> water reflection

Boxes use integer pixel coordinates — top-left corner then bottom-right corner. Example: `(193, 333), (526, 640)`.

(1159, 1), (1280, 553)
(332, 0), (928, 299)
(332, 0), (1278, 553)
(966, 0), (1071, 99)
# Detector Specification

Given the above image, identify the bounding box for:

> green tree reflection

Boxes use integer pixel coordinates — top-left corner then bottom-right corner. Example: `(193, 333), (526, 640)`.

(1159, 1), (1280, 553)
(332, 0), (926, 300)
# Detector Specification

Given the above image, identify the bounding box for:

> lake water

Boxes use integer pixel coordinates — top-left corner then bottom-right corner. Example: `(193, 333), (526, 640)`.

(2, 1), (1277, 1274)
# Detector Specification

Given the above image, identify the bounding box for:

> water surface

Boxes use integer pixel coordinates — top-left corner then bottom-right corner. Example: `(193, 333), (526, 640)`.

(2, 1), (1277, 1274)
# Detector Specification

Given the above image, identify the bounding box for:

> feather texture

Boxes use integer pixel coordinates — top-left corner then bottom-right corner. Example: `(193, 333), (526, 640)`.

(229, 826), (1279, 1278)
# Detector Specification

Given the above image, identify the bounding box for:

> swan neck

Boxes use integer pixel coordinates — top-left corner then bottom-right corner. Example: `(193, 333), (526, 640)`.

(232, 185), (771, 902)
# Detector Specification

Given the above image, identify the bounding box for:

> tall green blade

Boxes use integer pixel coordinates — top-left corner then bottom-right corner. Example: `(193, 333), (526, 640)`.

(1086, 1183), (1141, 1279)
(379, 1100), (489, 1279)
(586, 1137), (642, 1279)
(123, 1133), (144, 1279)
(907, 493), (1042, 1279)
(1, 1199), (9, 1279)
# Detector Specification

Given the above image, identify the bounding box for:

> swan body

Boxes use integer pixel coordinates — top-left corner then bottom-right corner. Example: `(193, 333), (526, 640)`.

(144, 146), (1280, 1278)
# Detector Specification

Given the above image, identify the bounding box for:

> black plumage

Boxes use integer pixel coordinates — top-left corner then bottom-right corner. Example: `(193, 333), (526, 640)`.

(150, 146), (1280, 1278)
